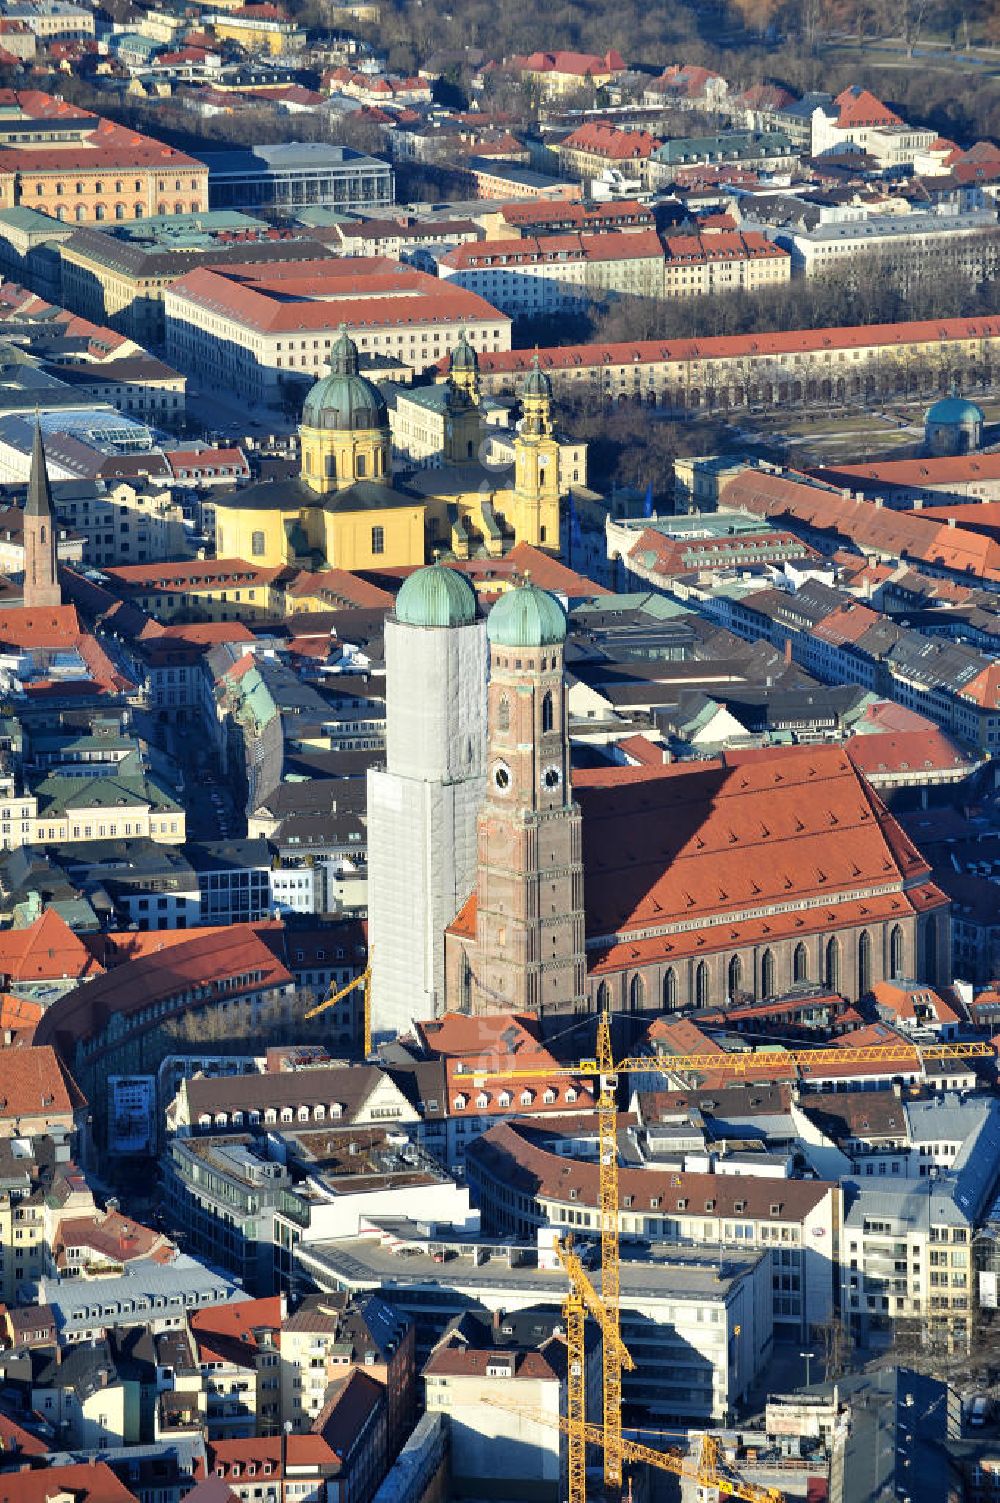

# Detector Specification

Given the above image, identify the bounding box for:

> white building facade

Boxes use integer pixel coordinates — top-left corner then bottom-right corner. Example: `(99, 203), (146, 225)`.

(368, 566), (486, 1040)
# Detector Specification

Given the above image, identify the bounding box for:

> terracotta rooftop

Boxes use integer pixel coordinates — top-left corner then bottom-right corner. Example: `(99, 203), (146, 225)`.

(463, 315), (1000, 375)
(471, 1117), (835, 1221)
(574, 743), (934, 938)
(0, 1463), (139, 1503)
(168, 260), (507, 335)
(846, 729), (973, 777)
(190, 1295), (282, 1366)
(0, 1043), (85, 1121)
(0, 909), (104, 986)
(33, 924), (292, 1054)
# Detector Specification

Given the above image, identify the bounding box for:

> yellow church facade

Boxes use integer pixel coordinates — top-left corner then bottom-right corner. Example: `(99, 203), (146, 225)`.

(212, 329), (568, 574)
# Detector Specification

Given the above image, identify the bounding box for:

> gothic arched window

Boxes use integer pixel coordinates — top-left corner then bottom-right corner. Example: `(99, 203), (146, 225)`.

(889, 924), (904, 979)
(793, 942), (808, 984)
(541, 691), (554, 734)
(629, 973), (645, 1012)
(662, 968), (677, 1011)
(858, 930), (873, 996)
(924, 917), (938, 981)
(597, 979), (611, 1011)
(497, 696), (510, 734)
(761, 948), (775, 999)
(825, 937), (841, 994)
(728, 954), (742, 1001)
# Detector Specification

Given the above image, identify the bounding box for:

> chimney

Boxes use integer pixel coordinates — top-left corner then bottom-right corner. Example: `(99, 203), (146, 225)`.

(783, 639), (792, 664)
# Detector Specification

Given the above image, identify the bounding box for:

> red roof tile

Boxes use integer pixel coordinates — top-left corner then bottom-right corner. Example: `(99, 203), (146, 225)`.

(191, 1296), (282, 1366)
(0, 909), (104, 985)
(0, 1043), (85, 1121)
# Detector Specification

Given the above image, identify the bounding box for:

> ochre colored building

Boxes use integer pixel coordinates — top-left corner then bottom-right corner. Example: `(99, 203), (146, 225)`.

(213, 329), (565, 571)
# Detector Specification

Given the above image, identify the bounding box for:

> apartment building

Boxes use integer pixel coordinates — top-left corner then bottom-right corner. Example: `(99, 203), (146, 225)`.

(556, 123), (662, 189)
(508, 48), (626, 100)
(189, 1297), (283, 1439)
(763, 210), (1000, 277)
(423, 1321), (599, 1503)
(647, 130), (798, 188)
(438, 229), (665, 315)
(662, 231), (790, 297)
(281, 1293), (415, 1447)
(467, 1116), (839, 1340)
(52, 479), (190, 568)
(207, 8), (306, 54)
(0, 3), (94, 39)
(838, 1099), (1000, 1352)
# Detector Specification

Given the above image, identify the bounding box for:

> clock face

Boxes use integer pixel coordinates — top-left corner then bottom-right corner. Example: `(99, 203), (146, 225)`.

(542, 764), (562, 792)
(492, 760), (512, 794)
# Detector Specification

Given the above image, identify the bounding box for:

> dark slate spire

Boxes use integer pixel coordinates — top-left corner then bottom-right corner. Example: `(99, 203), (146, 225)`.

(25, 418), (53, 520)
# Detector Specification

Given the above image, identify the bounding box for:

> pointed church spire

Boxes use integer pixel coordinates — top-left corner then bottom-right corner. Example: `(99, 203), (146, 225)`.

(25, 417), (53, 520)
(22, 414), (60, 610)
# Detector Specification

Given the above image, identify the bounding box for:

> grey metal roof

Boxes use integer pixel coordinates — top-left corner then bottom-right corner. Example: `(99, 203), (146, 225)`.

(39, 1254), (248, 1333)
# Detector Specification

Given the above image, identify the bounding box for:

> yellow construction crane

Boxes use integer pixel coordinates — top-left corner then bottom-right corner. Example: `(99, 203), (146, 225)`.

(303, 961), (372, 1057)
(495, 1404), (784, 1503)
(613, 1039), (996, 1078)
(474, 1023), (992, 1501)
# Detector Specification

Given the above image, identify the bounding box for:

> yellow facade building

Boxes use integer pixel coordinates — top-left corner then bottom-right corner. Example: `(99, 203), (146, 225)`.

(213, 329), (575, 571)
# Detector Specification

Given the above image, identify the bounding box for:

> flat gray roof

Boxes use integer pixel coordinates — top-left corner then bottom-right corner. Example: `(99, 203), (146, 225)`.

(296, 1231), (762, 1305)
(202, 143), (390, 176)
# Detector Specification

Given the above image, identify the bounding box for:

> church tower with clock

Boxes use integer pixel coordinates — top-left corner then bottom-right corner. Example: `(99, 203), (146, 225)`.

(463, 580), (587, 1017)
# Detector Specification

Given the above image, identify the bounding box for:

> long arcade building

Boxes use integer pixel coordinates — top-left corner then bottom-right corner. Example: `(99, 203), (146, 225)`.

(463, 315), (1000, 413)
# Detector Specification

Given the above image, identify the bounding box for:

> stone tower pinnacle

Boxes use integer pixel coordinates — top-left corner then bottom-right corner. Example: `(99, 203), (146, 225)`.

(23, 419), (60, 610)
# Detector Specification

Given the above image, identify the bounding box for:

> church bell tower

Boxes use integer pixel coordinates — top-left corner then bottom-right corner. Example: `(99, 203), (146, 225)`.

(468, 580), (587, 1017)
(23, 418), (60, 610)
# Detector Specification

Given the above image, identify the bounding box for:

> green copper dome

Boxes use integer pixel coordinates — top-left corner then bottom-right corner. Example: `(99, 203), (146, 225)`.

(487, 582), (566, 648)
(395, 563), (477, 629)
(523, 354), (552, 400)
(302, 327), (388, 433)
(450, 329), (479, 373)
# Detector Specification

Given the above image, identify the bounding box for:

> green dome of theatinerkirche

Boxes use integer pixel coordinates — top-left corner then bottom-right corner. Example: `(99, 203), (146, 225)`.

(302, 327), (388, 433)
(487, 581), (566, 648)
(449, 329), (479, 374)
(395, 562), (478, 629)
(522, 353), (553, 400)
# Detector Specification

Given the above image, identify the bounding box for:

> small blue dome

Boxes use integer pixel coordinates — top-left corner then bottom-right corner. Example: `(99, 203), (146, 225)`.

(395, 564), (477, 628)
(926, 394), (984, 426)
(487, 582), (566, 648)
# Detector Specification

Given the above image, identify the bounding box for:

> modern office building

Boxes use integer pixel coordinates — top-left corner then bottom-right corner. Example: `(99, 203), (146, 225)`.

(202, 144), (393, 216)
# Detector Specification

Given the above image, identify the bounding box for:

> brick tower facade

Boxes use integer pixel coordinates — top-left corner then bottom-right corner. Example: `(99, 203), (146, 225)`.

(466, 583), (587, 1017)
(23, 420), (60, 610)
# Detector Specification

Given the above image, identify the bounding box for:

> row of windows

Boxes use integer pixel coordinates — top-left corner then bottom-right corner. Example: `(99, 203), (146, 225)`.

(597, 925), (915, 1012)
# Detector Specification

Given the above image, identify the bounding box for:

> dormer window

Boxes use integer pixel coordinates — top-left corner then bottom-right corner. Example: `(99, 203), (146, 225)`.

(453, 1095), (467, 1111)
(476, 1094), (489, 1110)
(543, 1089), (557, 1105)
(520, 1090), (533, 1106)
(498, 1092), (512, 1108)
